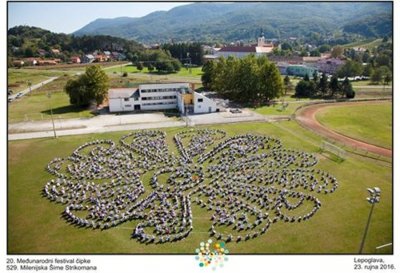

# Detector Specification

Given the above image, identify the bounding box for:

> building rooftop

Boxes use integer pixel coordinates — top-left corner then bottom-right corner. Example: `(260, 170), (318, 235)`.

(108, 88), (137, 99)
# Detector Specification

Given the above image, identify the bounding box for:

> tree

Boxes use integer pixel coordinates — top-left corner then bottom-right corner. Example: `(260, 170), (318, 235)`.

(342, 77), (355, 98)
(336, 60), (363, 78)
(329, 75), (340, 97)
(331, 46), (344, 58)
(280, 42), (292, 51)
(310, 49), (321, 57)
(318, 73), (329, 95)
(303, 73), (310, 82)
(362, 64), (373, 77)
(295, 80), (316, 98)
(64, 65), (109, 106)
(136, 62), (144, 71)
(312, 70), (319, 84)
(283, 75), (292, 95)
(201, 55), (282, 104)
(201, 61), (216, 90)
(318, 44), (331, 53)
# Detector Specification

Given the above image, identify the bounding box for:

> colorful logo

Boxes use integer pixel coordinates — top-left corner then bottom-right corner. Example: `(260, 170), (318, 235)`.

(195, 239), (229, 270)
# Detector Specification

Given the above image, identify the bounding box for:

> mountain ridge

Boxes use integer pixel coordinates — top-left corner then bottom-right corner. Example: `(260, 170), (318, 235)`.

(73, 2), (392, 43)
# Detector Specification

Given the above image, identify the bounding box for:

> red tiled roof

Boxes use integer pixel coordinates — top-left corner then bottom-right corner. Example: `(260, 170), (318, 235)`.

(219, 46), (256, 53)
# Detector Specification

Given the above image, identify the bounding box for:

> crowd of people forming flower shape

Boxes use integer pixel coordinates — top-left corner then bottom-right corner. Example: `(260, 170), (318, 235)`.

(43, 128), (338, 244)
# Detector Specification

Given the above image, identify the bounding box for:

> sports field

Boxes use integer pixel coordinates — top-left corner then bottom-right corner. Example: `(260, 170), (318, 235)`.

(8, 121), (392, 254)
(316, 102), (392, 149)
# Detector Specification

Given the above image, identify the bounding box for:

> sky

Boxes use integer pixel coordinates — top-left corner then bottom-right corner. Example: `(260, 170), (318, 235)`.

(8, 2), (191, 34)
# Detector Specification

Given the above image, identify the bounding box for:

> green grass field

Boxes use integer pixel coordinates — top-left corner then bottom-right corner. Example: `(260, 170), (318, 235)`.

(316, 102), (392, 149)
(8, 121), (392, 254)
(8, 76), (93, 123)
(8, 69), (64, 93)
(105, 64), (203, 78)
(343, 39), (384, 50)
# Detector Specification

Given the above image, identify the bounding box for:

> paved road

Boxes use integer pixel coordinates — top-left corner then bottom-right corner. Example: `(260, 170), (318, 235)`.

(8, 109), (272, 140)
(9, 77), (59, 100)
(296, 101), (392, 158)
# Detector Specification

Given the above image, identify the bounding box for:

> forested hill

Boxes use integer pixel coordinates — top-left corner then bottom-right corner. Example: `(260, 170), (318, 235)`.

(8, 25), (144, 58)
(73, 2), (392, 43)
(343, 13), (392, 38)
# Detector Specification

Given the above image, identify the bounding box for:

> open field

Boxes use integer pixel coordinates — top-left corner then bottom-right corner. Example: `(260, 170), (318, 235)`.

(316, 102), (392, 150)
(22, 61), (129, 72)
(8, 69), (64, 93)
(8, 75), (93, 123)
(343, 38), (384, 50)
(254, 101), (305, 116)
(8, 121), (392, 254)
(105, 64), (203, 78)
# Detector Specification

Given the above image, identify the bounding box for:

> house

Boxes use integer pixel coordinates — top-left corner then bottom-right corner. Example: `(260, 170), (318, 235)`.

(316, 58), (345, 75)
(37, 49), (47, 56)
(286, 65), (317, 77)
(109, 83), (217, 114)
(70, 56), (81, 64)
(12, 60), (24, 67)
(24, 57), (38, 66)
(202, 54), (220, 63)
(94, 54), (109, 62)
(37, 59), (58, 65)
(82, 54), (95, 63)
(215, 32), (274, 58)
(51, 49), (61, 55)
(111, 52), (126, 61)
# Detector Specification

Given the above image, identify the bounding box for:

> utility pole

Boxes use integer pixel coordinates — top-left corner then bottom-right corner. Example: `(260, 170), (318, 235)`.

(47, 90), (57, 138)
(359, 187), (381, 253)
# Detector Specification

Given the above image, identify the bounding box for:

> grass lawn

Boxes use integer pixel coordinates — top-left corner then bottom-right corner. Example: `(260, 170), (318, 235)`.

(8, 68), (64, 93)
(343, 38), (383, 50)
(8, 121), (392, 254)
(253, 98), (313, 116)
(106, 65), (203, 78)
(8, 75), (93, 123)
(316, 102), (392, 149)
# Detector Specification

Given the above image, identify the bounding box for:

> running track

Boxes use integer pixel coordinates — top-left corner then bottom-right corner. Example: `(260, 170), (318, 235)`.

(295, 101), (392, 158)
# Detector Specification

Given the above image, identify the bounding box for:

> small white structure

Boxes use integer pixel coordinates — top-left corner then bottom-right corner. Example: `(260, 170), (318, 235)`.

(109, 83), (217, 114)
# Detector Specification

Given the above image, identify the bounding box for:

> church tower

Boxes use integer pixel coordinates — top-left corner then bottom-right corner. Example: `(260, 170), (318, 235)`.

(257, 29), (265, 47)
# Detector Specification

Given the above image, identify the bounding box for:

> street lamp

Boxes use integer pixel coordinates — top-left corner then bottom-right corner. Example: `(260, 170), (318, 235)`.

(359, 187), (381, 253)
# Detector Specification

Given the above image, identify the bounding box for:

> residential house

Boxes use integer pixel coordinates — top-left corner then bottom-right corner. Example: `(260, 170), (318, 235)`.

(70, 56), (81, 64)
(82, 54), (95, 63)
(316, 58), (345, 75)
(51, 49), (61, 55)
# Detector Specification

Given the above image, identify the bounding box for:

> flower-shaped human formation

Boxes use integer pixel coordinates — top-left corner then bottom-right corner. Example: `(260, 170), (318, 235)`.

(43, 129), (338, 244)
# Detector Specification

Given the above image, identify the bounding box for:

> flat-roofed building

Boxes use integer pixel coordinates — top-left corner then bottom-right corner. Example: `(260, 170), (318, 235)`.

(108, 83), (217, 114)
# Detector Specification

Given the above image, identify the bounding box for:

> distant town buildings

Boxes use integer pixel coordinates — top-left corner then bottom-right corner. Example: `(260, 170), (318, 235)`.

(215, 32), (275, 58)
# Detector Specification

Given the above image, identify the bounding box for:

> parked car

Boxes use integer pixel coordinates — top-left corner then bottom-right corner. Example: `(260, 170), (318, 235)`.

(8, 89), (13, 95)
(8, 98), (13, 103)
(230, 108), (242, 114)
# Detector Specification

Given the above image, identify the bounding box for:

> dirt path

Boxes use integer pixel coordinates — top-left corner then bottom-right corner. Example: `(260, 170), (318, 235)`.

(295, 101), (392, 158)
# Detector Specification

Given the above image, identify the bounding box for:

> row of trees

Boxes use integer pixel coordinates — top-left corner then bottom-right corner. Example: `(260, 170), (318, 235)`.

(130, 50), (182, 73)
(294, 73), (355, 99)
(161, 43), (204, 66)
(341, 40), (392, 84)
(202, 55), (283, 104)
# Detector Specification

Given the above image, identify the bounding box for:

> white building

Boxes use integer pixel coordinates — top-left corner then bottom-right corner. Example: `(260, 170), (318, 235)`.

(215, 32), (274, 59)
(109, 83), (217, 114)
